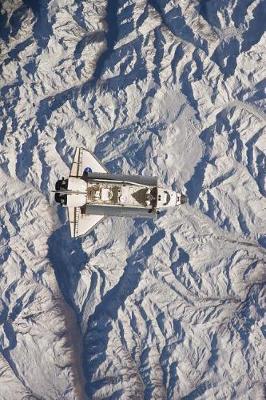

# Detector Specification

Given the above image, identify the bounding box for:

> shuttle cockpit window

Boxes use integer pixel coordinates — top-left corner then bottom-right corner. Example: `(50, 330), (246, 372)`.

(163, 191), (171, 205)
(150, 187), (157, 208)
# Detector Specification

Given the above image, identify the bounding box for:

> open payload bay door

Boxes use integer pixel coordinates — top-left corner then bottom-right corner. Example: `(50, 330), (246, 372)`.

(68, 207), (105, 238)
(70, 147), (108, 177)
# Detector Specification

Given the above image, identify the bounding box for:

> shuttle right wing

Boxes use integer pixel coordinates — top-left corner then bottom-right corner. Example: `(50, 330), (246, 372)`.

(68, 207), (104, 238)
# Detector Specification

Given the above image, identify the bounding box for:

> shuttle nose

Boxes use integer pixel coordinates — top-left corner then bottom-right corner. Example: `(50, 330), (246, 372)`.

(176, 192), (187, 205)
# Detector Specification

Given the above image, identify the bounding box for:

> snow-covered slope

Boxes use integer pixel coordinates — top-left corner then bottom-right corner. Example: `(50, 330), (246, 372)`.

(0, 1), (265, 399)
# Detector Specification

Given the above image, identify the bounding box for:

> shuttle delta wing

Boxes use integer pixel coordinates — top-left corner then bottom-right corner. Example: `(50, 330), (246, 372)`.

(70, 147), (108, 177)
(68, 207), (104, 238)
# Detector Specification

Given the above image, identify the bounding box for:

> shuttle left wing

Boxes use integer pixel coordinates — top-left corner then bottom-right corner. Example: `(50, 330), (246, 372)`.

(70, 147), (108, 177)
(68, 207), (104, 238)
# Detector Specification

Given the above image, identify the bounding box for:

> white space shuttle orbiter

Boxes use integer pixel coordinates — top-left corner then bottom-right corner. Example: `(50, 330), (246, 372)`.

(54, 147), (186, 238)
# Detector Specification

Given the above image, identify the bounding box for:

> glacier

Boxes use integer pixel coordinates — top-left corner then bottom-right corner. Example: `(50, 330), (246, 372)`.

(0, 0), (265, 399)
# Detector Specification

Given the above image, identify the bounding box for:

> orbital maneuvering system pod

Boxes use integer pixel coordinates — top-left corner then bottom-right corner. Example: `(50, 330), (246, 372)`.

(54, 148), (186, 237)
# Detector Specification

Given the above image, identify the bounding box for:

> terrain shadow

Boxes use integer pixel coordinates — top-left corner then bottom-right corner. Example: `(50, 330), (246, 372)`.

(47, 222), (88, 313)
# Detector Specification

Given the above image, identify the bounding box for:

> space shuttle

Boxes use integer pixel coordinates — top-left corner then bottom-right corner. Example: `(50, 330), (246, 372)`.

(54, 148), (186, 238)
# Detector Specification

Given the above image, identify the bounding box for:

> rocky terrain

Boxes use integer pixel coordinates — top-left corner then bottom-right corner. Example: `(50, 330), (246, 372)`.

(0, 0), (265, 399)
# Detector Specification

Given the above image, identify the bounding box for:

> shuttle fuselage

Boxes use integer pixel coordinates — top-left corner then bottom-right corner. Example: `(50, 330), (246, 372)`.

(54, 148), (186, 237)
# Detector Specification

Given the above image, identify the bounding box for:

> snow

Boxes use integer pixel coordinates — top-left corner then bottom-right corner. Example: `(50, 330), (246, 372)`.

(0, 0), (265, 399)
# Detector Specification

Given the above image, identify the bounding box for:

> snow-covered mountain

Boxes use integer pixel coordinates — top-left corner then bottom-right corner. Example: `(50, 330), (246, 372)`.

(0, 1), (265, 399)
